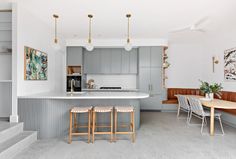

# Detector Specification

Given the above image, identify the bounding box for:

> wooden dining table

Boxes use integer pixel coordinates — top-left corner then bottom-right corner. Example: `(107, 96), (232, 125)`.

(191, 95), (236, 136)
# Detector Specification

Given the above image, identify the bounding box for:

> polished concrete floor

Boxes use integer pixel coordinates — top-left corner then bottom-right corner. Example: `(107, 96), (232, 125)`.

(14, 112), (236, 159)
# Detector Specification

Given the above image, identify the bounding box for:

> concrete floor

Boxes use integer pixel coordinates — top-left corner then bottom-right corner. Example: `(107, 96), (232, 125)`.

(14, 112), (236, 159)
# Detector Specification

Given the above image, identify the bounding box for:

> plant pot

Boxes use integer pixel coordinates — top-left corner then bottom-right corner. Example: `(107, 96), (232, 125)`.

(205, 93), (214, 100)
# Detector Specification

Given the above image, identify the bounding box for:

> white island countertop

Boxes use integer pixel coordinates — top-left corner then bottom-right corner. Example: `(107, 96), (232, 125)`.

(18, 91), (149, 99)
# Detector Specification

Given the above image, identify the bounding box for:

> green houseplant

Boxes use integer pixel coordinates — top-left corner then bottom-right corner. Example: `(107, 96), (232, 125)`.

(199, 80), (223, 100)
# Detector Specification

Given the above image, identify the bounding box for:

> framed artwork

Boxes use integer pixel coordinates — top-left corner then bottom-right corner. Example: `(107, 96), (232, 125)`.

(24, 46), (48, 80)
(224, 47), (236, 81)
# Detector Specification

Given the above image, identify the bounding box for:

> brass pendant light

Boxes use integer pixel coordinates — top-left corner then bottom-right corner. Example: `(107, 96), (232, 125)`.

(52, 14), (61, 50)
(124, 14), (132, 51)
(86, 14), (94, 51)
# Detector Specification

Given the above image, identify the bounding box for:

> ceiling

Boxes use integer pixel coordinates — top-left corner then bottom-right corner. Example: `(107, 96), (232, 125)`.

(4, 0), (236, 40)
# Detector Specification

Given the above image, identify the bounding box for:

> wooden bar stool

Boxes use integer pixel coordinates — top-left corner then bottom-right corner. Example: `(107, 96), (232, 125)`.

(92, 106), (113, 143)
(114, 106), (135, 142)
(68, 106), (92, 144)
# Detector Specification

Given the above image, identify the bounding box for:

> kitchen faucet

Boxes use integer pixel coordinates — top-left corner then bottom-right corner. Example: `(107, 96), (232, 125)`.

(70, 79), (75, 93)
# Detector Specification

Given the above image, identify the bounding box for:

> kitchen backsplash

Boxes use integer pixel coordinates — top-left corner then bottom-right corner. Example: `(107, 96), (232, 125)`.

(86, 75), (137, 89)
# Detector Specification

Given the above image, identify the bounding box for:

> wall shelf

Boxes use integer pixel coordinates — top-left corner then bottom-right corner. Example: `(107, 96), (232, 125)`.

(162, 47), (168, 88)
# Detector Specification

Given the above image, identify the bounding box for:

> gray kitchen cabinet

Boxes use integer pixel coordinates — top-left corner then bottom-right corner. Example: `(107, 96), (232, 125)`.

(151, 47), (163, 67)
(139, 46), (162, 67)
(140, 95), (163, 110)
(150, 67), (162, 94)
(121, 50), (130, 74)
(111, 49), (122, 73)
(138, 46), (163, 110)
(129, 49), (138, 74)
(138, 67), (150, 93)
(83, 48), (138, 74)
(84, 49), (101, 74)
(67, 47), (83, 66)
(139, 47), (151, 67)
(100, 49), (111, 73)
(138, 67), (162, 95)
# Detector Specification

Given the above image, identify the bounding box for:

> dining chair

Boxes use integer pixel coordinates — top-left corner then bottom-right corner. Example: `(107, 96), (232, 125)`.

(188, 97), (224, 135)
(176, 95), (191, 123)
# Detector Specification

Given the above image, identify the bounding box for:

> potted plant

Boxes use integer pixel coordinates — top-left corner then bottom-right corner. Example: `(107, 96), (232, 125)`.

(199, 80), (223, 100)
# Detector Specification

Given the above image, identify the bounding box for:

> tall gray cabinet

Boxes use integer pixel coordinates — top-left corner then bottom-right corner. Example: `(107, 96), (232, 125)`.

(138, 47), (163, 110)
(0, 11), (12, 118)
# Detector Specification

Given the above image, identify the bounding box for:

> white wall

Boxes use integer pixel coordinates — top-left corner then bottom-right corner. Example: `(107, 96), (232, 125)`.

(166, 33), (205, 88)
(86, 75), (137, 89)
(166, 2), (236, 92)
(16, 3), (65, 96)
(166, 30), (236, 92)
(202, 32), (236, 92)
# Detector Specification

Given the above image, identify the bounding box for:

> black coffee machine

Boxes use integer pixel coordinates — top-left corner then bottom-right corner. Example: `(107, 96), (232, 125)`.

(67, 76), (81, 92)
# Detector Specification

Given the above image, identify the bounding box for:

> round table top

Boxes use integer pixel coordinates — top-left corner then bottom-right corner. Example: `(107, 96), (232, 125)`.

(189, 95), (236, 109)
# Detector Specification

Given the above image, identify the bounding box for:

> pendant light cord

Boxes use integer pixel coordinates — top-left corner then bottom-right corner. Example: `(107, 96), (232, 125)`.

(55, 18), (57, 43)
(53, 14), (59, 44)
(88, 15), (93, 43)
(126, 14), (131, 43)
(127, 17), (130, 43)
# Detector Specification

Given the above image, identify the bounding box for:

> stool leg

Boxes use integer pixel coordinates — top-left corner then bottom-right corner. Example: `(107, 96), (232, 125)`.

(110, 111), (113, 142)
(132, 111), (135, 143)
(114, 110), (117, 142)
(130, 112), (133, 141)
(92, 111), (95, 143)
(130, 112), (132, 131)
(68, 111), (72, 144)
(74, 113), (77, 132)
(88, 111), (91, 143)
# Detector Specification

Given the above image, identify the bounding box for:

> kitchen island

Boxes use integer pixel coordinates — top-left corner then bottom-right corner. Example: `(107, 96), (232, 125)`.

(18, 91), (149, 139)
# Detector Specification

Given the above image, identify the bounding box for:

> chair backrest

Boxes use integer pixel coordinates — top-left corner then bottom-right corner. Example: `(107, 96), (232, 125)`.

(188, 97), (205, 116)
(176, 95), (190, 110)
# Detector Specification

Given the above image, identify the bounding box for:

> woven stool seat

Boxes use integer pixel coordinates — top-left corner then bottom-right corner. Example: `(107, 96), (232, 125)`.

(94, 106), (113, 112)
(71, 106), (92, 113)
(115, 106), (134, 112)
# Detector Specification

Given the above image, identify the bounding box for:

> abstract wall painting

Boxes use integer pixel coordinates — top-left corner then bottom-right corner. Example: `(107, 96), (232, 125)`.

(224, 47), (236, 81)
(24, 46), (48, 80)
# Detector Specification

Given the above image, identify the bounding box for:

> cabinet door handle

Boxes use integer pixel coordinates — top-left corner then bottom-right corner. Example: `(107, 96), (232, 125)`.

(148, 84), (151, 91)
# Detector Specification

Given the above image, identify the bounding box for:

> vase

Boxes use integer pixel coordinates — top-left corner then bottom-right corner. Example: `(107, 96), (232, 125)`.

(205, 93), (214, 100)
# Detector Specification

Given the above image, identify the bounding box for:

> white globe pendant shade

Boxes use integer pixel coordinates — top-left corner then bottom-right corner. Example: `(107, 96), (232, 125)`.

(86, 42), (94, 51)
(52, 42), (61, 51)
(124, 42), (132, 51)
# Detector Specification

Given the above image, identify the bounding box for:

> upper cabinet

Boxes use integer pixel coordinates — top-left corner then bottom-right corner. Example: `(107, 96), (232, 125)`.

(100, 49), (111, 74)
(139, 47), (151, 67)
(129, 49), (138, 74)
(150, 47), (162, 67)
(139, 47), (162, 67)
(83, 48), (137, 74)
(84, 49), (101, 74)
(121, 50), (130, 74)
(67, 47), (83, 66)
(111, 49), (122, 73)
